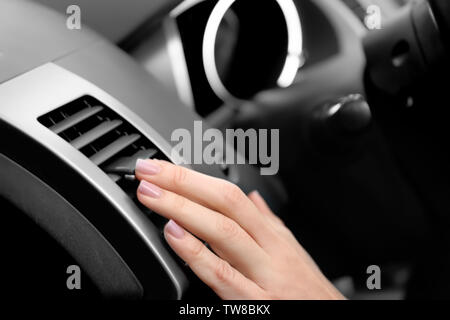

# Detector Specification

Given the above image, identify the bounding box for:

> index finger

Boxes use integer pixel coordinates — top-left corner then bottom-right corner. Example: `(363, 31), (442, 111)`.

(135, 159), (277, 249)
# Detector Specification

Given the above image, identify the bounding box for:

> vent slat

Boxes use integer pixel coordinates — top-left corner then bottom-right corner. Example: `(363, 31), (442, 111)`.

(107, 173), (122, 183)
(38, 96), (169, 187)
(71, 119), (123, 149)
(90, 134), (141, 166)
(49, 106), (103, 134)
(104, 148), (159, 175)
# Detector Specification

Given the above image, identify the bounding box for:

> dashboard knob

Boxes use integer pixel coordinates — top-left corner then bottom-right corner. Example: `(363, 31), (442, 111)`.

(309, 94), (372, 154)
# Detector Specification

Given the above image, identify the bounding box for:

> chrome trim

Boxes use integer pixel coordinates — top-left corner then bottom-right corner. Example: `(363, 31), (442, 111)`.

(171, 0), (205, 17)
(202, 0), (304, 101)
(163, 17), (196, 108)
(0, 63), (188, 299)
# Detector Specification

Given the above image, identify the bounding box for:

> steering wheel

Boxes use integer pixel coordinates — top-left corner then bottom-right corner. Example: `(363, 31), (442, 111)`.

(231, 0), (450, 297)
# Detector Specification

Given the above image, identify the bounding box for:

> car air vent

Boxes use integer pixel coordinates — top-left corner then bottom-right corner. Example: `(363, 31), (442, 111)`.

(38, 95), (169, 227)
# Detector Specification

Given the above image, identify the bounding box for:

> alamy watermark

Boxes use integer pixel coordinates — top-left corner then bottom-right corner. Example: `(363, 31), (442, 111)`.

(66, 265), (81, 290)
(171, 121), (279, 176)
(364, 5), (382, 30)
(66, 5), (81, 30)
(366, 265), (381, 290)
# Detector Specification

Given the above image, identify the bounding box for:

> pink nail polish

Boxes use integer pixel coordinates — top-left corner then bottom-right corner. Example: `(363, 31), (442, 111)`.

(138, 180), (162, 198)
(135, 159), (161, 175)
(165, 220), (185, 239)
(250, 190), (260, 197)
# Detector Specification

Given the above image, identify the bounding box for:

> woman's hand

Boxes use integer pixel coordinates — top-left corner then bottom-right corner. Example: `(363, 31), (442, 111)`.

(135, 159), (345, 300)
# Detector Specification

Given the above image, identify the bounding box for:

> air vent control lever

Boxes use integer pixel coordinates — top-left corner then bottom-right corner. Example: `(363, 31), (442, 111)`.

(104, 148), (158, 180)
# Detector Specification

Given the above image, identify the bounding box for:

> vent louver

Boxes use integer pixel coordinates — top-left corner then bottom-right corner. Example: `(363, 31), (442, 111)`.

(38, 96), (168, 188)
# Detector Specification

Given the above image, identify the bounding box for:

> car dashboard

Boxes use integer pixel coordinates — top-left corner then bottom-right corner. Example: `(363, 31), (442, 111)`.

(0, 0), (287, 299)
(0, 0), (423, 300)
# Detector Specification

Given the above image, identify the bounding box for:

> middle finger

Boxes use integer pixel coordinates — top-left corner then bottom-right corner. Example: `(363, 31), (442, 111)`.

(137, 180), (270, 281)
(135, 159), (278, 249)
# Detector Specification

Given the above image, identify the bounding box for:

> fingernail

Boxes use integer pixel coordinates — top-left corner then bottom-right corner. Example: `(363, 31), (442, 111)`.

(138, 180), (162, 198)
(136, 159), (161, 175)
(165, 220), (185, 239)
(251, 190), (260, 197)
(249, 190), (261, 198)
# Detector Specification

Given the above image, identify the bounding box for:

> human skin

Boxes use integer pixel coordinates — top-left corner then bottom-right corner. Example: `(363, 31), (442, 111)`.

(135, 159), (345, 300)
